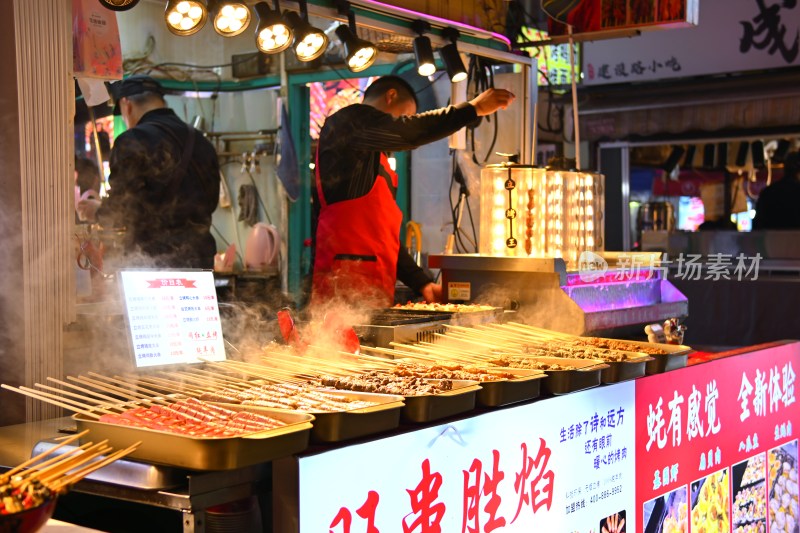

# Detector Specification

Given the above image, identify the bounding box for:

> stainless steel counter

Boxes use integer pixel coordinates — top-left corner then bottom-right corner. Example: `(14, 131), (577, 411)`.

(0, 417), (271, 533)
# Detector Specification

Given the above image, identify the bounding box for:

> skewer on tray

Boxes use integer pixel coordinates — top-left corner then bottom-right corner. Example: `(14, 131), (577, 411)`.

(0, 426), (139, 517)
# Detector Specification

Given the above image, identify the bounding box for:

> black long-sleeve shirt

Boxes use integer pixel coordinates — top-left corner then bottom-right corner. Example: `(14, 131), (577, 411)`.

(314, 101), (479, 292)
(97, 108), (220, 268)
(752, 178), (800, 230)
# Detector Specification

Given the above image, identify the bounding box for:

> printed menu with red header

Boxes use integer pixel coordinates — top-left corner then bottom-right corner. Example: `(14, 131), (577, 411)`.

(119, 270), (226, 368)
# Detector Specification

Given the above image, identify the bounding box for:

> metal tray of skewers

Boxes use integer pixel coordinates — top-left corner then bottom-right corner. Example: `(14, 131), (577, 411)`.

(401, 379), (481, 423)
(200, 384), (405, 443)
(570, 337), (692, 375)
(72, 400), (314, 471)
(313, 373), (482, 423)
(516, 344), (651, 384)
(485, 356), (608, 395)
(384, 359), (546, 408)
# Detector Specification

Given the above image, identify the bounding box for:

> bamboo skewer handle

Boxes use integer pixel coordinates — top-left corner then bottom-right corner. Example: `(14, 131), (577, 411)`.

(0, 430), (90, 481)
(46, 377), (120, 404)
(34, 383), (117, 411)
(10, 443), (97, 485)
(54, 441), (141, 491)
(1, 384), (101, 419)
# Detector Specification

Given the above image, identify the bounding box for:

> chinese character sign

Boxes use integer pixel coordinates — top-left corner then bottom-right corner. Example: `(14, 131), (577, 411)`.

(299, 382), (636, 533)
(636, 342), (800, 533)
(584, 0), (800, 86)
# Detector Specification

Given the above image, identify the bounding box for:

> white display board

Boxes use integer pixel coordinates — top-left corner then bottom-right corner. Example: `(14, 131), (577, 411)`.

(298, 381), (636, 532)
(118, 270), (225, 368)
(583, 0), (800, 85)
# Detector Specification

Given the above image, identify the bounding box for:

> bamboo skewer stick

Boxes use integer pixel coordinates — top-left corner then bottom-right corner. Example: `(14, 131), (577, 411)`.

(88, 373), (171, 400)
(130, 375), (207, 396)
(1, 384), (101, 419)
(47, 377), (121, 404)
(33, 384), (118, 412)
(10, 443), (98, 485)
(260, 357), (351, 378)
(416, 341), (492, 359)
(18, 386), (117, 415)
(396, 342), (490, 365)
(53, 441), (142, 491)
(67, 375), (166, 406)
(352, 354), (397, 369)
(187, 368), (255, 386)
(161, 371), (231, 390)
(208, 360), (311, 384)
(359, 345), (401, 359)
(263, 350), (363, 374)
(0, 430), (90, 482)
(30, 440), (110, 481)
(205, 361), (281, 380)
(504, 321), (574, 336)
(37, 444), (112, 485)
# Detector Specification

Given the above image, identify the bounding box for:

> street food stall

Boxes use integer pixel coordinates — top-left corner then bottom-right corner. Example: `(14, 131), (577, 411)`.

(2, 0), (799, 532)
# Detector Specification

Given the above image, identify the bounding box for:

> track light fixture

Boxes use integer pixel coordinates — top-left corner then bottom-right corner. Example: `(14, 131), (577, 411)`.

(683, 145), (696, 168)
(662, 145), (685, 175)
(254, 0), (293, 53)
(440, 27), (467, 83)
(334, 4), (377, 73)
(98, 0), (140, 10)
(736, 141), (750, 167)
(165, 0), (208, 36)
(209, 0), (250, 37)
(411, 20), (435, 77)
(287, 0), (328, 62)
(775, 139), (792, 162)
(702, 144), (715, 168)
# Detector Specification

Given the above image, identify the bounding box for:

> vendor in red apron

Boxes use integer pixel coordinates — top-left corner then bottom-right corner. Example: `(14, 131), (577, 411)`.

(312, 75), (514, 308)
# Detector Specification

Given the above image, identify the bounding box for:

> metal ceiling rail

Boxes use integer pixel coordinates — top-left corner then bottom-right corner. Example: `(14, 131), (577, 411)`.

(283, 0), (529, 65)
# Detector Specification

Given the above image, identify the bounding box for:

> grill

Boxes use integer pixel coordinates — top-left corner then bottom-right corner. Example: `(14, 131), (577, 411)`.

(355, 309), (452, 348)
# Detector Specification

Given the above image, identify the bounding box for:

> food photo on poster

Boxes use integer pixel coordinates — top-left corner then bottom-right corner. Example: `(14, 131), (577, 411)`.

(768, 439), (799, 533)
(690, 467), (730, 532)
(732, 452), (767, 533)
(643, 486), (688, 533)
(635, 344), (800, 533)
(600, 509), (627, 533)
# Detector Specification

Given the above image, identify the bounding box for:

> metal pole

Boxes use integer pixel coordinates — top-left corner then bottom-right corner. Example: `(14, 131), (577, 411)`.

(568, 25), (581, 170)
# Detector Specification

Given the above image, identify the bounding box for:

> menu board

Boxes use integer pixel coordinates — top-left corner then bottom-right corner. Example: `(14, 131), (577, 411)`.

(635, 343), (800, 533)
(119, 270), (225, 368)
(298, 381), (636, 533)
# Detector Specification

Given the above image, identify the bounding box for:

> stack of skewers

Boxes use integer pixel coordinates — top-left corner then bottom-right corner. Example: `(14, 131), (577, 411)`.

(0, 429), (139, 532)
(0, 322), (686, 458)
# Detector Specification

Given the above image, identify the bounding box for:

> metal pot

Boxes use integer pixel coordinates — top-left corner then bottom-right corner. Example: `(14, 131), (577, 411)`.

(637, 201), (675, 234)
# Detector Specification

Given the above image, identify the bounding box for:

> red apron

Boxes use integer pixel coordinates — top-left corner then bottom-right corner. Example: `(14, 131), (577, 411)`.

(312, 151), (402, 308)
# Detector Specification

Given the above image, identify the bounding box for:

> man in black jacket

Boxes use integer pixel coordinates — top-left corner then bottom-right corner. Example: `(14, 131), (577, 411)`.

(78, 75), (220, 268)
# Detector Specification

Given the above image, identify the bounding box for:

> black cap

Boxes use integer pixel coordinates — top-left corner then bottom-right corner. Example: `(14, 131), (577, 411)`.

(108, 75), (165, 115)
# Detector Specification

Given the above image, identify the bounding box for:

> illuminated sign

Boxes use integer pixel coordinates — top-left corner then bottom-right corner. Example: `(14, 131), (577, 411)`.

(519, 27), (580, 86)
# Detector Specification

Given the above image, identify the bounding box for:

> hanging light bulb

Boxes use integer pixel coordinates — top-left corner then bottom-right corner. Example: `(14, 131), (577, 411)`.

(440, 27), (467, 83)
(254, 0), (293, 53)
(165, 0), (207, 36)
(209, 0), (250, 37)
(334, 8), (376, 73)
(411, 20), (435, 77)
(286, 0), (328, 62)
